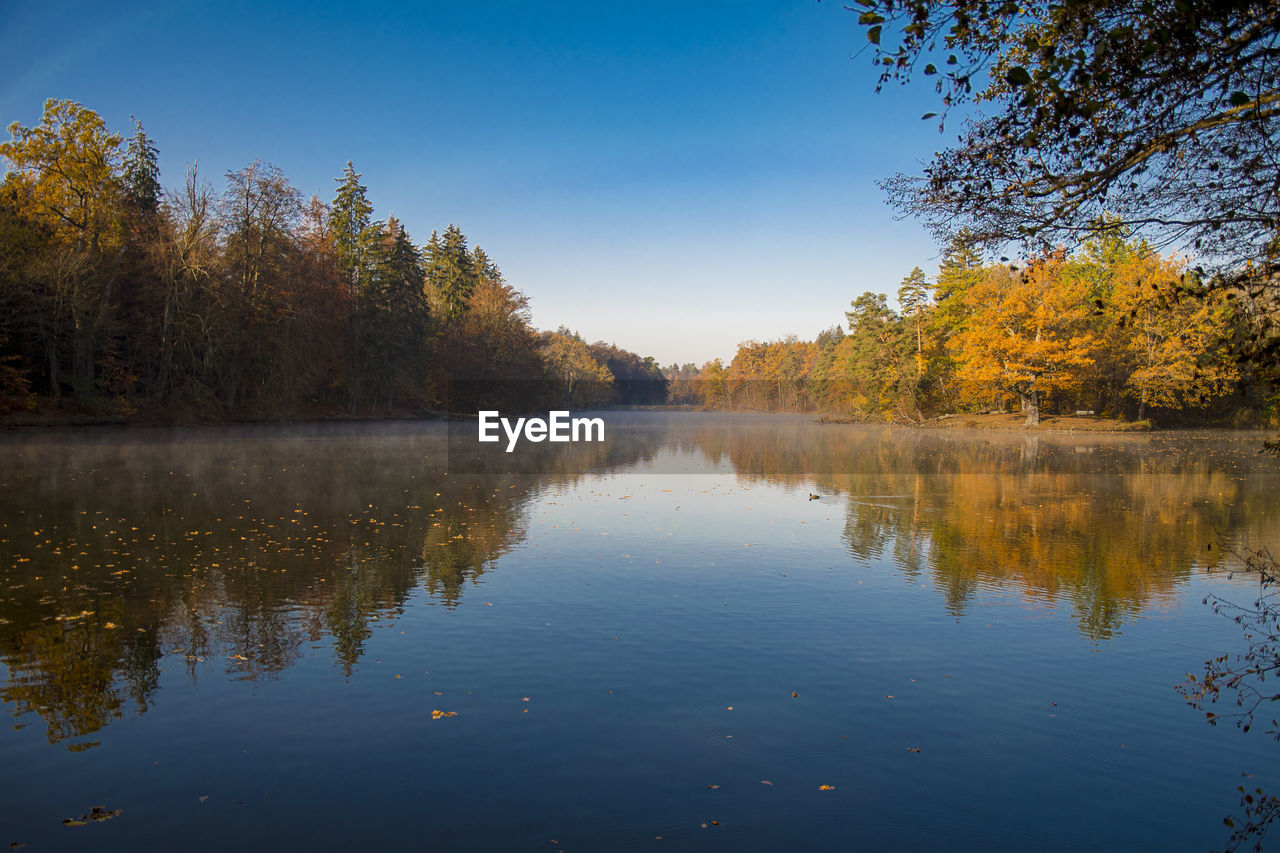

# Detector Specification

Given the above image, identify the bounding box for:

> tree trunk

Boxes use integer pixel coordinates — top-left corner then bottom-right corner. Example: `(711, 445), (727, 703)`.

(1021, 388), (1040, 426)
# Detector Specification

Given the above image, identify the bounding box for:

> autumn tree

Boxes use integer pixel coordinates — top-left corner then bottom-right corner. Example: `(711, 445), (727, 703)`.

(540, 330), (613, 408)
(589, 341), (670, 405)
(217, 160), (310, 412)
(1110, 251), (1238, 419)
(142, 164), (222, 404)
(0, 99), (126, 399)
(953, 253), (1098, 425)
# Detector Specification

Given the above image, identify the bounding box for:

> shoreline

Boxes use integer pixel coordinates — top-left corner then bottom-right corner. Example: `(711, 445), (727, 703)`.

(909, 412), (1154, 432)
(0, 403), (1261, 435)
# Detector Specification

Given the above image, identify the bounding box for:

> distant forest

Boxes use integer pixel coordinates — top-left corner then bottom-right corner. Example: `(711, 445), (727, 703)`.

(0, 100), (666, 422)
(666, 232), (1276, 426)
(1, 100), (1273, 427)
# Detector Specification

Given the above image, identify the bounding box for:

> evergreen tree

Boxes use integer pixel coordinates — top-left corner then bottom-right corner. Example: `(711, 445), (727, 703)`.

(122, 118), (160, 218)
(471, 245), (502, 284)
(897, 266), (932, 376)
(366, 218), (430, 413)
(330, 162), (375, 288)
(329, 162), (377, 409)
(425, 223), (476, 321)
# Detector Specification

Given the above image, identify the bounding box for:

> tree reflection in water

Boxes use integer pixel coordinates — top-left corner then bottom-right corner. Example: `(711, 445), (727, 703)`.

(0, 415), (1275, 748)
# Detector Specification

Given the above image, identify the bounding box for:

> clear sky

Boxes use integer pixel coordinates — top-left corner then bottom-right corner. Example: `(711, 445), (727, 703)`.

(1, 0), (961, 366)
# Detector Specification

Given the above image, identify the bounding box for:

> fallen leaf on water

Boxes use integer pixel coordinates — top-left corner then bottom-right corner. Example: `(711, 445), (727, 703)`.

(885, 695), (895, 699)
(61, 807), (121, 826)
(761, 780), (773, 786)
(818, 785), (835, 791)
(431, 710), (458, 719)
(907, 747), (921, 753)
(791, 691), (798, 698)
(711, 820), (721, 826)
(198, 796), (208, 802)
(707, 784), (719, 790)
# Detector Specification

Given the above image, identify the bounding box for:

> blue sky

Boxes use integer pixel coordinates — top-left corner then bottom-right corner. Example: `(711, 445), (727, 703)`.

(2, 0), (961, 366)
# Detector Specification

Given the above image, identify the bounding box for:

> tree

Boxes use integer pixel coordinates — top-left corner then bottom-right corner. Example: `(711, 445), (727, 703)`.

(425, 224), (476, 321)
(853, 1), (1280, 282)
(0, 99), (127, 399)
(330, 162), (377, 410)
(145, 164), (222, 404)
(929, 233), (985, 410)
(844, 292), (916, 419)
(897, 266), (932, 376)
(365, 218), (430, 414)
(952, 253), (1097, 425)
(122, 118), (160, 219)
(1108, 248), (1238, 419)
(217, 160), (304, 411)
(540, 331), (613, 408)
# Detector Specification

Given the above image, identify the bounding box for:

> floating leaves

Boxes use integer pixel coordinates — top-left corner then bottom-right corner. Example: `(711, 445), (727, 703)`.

(61, 806), (121, 826)
(431, 710), (457, 720)
(818, 785), (835, 791)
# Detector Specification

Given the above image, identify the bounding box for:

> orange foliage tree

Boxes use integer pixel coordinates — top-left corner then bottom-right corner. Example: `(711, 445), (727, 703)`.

(953, 252), (1098, 425)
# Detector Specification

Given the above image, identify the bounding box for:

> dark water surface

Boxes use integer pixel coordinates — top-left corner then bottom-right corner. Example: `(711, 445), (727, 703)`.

(2, 413), (1278, 850)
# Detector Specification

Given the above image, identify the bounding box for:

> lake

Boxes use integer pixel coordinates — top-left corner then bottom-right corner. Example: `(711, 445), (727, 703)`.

(1, 412), (1277, 850)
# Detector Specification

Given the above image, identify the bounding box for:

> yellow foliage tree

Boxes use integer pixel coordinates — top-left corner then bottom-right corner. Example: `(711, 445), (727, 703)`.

(1110, 252), (1238, 418)
(540, 331), (613, 408)
(954, 252), (1097, 425)
(0, 99), (126, 397)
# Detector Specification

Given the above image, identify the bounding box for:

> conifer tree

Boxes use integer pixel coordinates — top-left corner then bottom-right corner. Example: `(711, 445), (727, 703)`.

(367, 218), (430, 413)
(329, 162), (376, 409)
(122, 118), (160, 219)
(897, 266), (932, 376)
(425, 223), (476, 321)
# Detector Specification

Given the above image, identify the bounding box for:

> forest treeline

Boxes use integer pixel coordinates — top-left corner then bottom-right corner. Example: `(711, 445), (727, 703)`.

(666, 232), (1273, 426)
(0, 100), (666, 421)
(3, 100), (1272, 428)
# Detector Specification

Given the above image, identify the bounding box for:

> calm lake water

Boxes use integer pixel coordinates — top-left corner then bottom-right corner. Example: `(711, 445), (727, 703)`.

(2, 412), (1278, 850)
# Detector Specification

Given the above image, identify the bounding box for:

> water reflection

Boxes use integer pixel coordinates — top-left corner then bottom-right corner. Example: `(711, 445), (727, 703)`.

(0, 415), (1276, 749)
(709, 420), (1273, 639)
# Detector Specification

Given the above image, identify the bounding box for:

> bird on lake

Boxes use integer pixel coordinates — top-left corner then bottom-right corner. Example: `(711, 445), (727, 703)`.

(808, 493), (820, 501)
